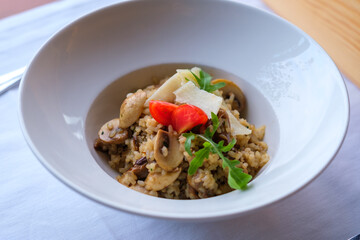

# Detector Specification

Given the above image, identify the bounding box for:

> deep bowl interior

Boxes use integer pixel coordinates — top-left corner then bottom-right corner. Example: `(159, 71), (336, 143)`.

(19, 0), (349, 220)
(85, 63), (280, 179)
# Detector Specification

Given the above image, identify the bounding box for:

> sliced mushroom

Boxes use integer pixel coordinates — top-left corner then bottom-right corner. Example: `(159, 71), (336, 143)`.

(154, 129), (183, 171)
(98, 118), (128, 144)
(94, 138), (105, 151)
(135, 156), (147, 165)
(130, 165), (148, 180)
(119, 89), (147, 128)
(130, 157), (149, 180)
(212, 79), (246, 113)
(145, 168), (182, 191)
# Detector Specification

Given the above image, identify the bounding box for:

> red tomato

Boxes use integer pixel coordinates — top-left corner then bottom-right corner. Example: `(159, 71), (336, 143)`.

(171, 104), (208, 134)
(149, 100), (178, 126)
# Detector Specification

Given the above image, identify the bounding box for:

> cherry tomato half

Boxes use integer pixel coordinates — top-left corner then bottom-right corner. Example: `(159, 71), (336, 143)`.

(171, 104), (208, 134)
(149, 100), (178, 126)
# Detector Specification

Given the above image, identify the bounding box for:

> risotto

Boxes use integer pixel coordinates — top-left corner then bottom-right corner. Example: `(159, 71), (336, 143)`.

(94, 67), (269, 199)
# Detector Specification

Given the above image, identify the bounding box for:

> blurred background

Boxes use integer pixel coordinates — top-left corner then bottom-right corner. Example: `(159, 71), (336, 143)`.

(0, 0), (55, 18)
(2, 0), (359, 86)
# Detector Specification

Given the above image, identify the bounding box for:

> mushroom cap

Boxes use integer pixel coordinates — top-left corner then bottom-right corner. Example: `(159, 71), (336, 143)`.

(98, 118), (128, 144)
(212, 79), (246, 114)
(154, 129), (183, 171)
(119, 89), (147, 128)
(130, 157), (149, 180)
(145, 168), (182, 191)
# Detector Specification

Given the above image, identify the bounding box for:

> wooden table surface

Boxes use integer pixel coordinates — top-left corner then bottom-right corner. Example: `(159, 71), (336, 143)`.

(264, 0), (360, 88)
(3, 0), (359, 88)
(0, 0), (56, 19)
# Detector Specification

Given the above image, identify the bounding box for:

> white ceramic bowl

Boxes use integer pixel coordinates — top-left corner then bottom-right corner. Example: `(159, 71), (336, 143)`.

(19, 0), (349, 221)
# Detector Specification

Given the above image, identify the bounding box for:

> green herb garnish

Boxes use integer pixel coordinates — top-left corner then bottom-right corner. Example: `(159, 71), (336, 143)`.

(183, 112), (252, 190)
(186, 70), (226, 93)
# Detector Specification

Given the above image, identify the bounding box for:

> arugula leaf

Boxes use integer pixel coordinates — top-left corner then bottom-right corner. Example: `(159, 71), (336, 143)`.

(199, 70), (212, 90)
(219, 138), (236, 152)
(230, 168), (252, 189)
(188, 143), (211, 175)
(207, 81), (226, 93)
(210, 112), (220, 137)
(205, 112), (220, 139)
(190, 70), (226, 93)
(224, 159), (252, 189)
(184, 113), (252, 190)
(183, 132), (195, 156)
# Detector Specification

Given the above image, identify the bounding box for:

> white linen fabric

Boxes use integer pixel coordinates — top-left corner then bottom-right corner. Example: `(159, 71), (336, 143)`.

(0, 1), (359, 239)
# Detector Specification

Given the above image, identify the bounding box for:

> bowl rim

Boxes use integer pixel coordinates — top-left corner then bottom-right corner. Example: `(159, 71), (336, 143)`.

(18, 0), (350, 221)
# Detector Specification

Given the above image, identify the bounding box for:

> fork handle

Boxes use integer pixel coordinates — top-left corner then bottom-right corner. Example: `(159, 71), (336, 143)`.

(0, 67), (26, 95)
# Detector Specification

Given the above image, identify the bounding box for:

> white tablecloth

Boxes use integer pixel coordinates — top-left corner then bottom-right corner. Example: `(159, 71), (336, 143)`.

(1, 1), (359, 239)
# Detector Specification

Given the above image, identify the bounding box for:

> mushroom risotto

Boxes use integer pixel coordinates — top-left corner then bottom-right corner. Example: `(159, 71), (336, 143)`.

(94, 67), (269, 199)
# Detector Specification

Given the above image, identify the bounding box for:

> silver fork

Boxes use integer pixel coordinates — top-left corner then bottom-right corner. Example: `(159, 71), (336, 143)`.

(0, 67), (26, 95)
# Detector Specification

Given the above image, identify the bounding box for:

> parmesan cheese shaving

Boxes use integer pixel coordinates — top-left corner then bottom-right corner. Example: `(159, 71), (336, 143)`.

(176, 67), (201, 86)
(144, 73), (182, 106)
(226, 109), (252, 135)
(221, 102), (251, 135)
(174, 81), (222, 118)
(145, 67), (201, 106)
